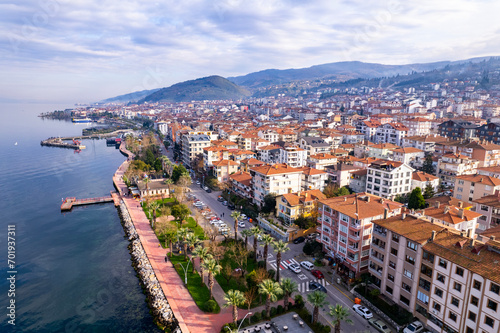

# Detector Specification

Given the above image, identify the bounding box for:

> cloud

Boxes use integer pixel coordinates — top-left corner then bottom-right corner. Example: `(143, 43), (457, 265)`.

(1, 0), (500, 103)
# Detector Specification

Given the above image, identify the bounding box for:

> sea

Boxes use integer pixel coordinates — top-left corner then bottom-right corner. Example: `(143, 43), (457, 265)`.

(0, 103), (162, 333)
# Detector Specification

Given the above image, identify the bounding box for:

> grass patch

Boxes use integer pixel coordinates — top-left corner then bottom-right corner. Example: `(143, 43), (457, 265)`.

(169, 254), (220, 313)
(141, 197), (177, 219)
(182, 217), (206, 239)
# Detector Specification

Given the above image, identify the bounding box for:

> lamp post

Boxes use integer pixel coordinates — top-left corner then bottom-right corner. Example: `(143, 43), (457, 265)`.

(235, 312), (252, 332)
(179, 256), (193, 285)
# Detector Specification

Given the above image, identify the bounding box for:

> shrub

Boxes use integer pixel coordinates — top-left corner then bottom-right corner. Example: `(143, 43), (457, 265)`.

(257, 260), (265, 268)
(261, 309), (267, 319)
(303, 241), (322, 256)
(294, 295), (305, 309)
(251, 312), (262, 323)
(246, 270), (257, 289)
(270, 306), (277, 317)
(312, 322), (331, 333)
(204, 300), (218, 313)
(220, 323), (237, 333)
(277, 305), (284, 314)
(267, 269), (276, 279)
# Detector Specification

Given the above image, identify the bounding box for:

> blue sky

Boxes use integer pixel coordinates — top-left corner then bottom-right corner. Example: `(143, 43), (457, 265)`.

(1, 0), (500, 103)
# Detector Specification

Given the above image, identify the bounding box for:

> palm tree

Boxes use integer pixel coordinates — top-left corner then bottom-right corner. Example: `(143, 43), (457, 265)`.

(163, 178), (174, 198)
(165, 230), (176, 257)
(230, 211), (241, 241)
(249, 226), (261, 262)
(143, 177), (150, 196)
(185, 233), (199, 271)
(161, 155), (173, 176)
(192, 246), (212, 285)
(176, 228), (190, 260)
(280, 278), (298, 311)
(223, 290), (247, 326)
(148, 201), (160, 229)
(328, 304), (353, 333)
(202, 258), (222, 300)
(261, 234), (274, 268)
(307, 290), (328, 325)
(272, 240), (290, 283)
(241, 229), (252, 250)
(258, 279), (283, 318)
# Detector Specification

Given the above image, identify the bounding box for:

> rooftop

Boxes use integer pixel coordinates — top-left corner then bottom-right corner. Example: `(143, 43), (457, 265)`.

(319, 193), (402, 220)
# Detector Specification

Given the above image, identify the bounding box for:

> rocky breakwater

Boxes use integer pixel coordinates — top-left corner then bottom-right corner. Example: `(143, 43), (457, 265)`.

(118, 201), (181, 332)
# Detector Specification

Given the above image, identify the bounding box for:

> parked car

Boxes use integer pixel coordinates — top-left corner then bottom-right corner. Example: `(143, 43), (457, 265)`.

(300, 261), (314, 271)
(222, 201), (228, 206)
(288, 263), (301, 274)
(293, 236), (305, 244)
(311, 270), (324, 279)
(403, 321), (424, 333)
(205, 188), (212, 193)
(307, 232), (319, 240)
(352, 304), (373, 319)
(368, 318), (392, 333)
(228, 203), (236, 210)
(196, 180), (200, 185)
(240, 214), (247, 220)
(308, 281), (327, 293)
(203, 186), (209, 191)
(238, 221), (246, 228)
(217, 196), (224, 202)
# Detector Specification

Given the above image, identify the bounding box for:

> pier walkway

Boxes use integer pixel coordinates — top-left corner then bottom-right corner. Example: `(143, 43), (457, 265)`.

(61, 192), (120, 211)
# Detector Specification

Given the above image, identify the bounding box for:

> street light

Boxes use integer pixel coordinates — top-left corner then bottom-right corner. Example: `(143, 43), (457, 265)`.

(179, 256), (193, 285)
(236, 312), (252, 332)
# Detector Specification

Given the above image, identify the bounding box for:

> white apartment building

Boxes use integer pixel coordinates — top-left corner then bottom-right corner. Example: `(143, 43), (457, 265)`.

(402, 118), (432, 137)
(307, 153), (338, 170)
(366, 160), (415, 200)
(437, 154), (479, 188)
(412, 171), (440, 193)
(181, 133), (212, 166)
(279, 146), (307, 168)
(374, 123), (408, 146)
(250, 164), (303, 207)
(403, 135), (450, 153)
(392, 147), (426, 169)
(299, 137), (331, 157)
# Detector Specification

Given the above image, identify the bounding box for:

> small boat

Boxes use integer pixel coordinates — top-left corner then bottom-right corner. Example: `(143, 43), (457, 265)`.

(72, 117), (92, 123)
(14, 142), (18, 145)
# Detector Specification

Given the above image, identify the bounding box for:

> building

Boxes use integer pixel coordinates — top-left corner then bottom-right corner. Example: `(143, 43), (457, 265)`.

(424, 203), (482, 239)
(296, 166), (329, 192)
(240, 158), (265, 172)
(392, 147), (426, 169)
(279, 146), (307, 167)
(403, 135), (449, 153)
(366, 143), (400, 160)
(136, 179), (170, 198)
(412, 171), (440, 193)
(299, 137), (331, 157)
(250, 164), (303, 207)
(212, 159), (239, 183)
(438, 120), (478, 140)
(437, 154), (479, 188)
(349, 169), (368, 193)
(228, 171), (253, 200)
(374, 122), (408, 146)
(317, 193), (403, 278)
(276, 190), (326, 225)
(325, 163), (360, 188)
(366, 160), (414, 200)
(203, 146), (229, 170)
(307, 153), (338, 170)
(475, 122), (500, 144)
(472, 191), (500, 231)
(453, 174), (500, 202)
(181, 133), (212, 166)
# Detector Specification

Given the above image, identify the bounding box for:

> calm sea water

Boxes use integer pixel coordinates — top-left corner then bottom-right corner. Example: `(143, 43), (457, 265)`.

(0, 103), (161, 333)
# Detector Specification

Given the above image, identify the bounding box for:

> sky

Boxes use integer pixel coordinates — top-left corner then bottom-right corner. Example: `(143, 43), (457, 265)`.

(1, 0), (500, 104)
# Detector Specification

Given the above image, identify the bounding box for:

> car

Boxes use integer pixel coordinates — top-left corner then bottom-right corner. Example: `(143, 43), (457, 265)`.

(222, 201), (228, 206)
(238, 221), (246, 228)
(256, 234), (262, 241)
(293, 236), (305, 244)
(196, 180), (200, 185)
(203, 186), (209, 191)
(403, 321), (424, 333)
(307, 232), (319, 240)
(205, 188), (212, 193)
(352, 304), (373, 319)
(240, 214), (247, 220)
(311, 270), (324, 279)
(308, 281), (327, 293)
(288, 263), (301, 274)
(300, 261), (314, 271)
(368, 318), (392, 333)
(217, 196), (224, 202)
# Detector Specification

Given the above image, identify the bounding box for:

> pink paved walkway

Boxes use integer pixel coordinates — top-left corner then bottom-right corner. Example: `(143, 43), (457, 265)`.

(113, 157), (249, 332)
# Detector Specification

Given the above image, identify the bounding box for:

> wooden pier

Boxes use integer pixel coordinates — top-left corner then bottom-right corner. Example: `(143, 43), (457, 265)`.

(61, 191), (120, 211)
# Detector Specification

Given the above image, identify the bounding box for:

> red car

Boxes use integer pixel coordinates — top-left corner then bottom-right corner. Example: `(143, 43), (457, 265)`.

(311, 270), (324, 279)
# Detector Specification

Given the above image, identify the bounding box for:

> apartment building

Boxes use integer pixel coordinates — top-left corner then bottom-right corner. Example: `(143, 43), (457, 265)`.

(424, 203), (482, 239)
(181, 133), (212, 166)
(365, 160), (415, 200)
(317, 193), (403, 278)
(477, 166), (500, 178)
(203, 146), (229, 170)
(402, 118), (432, 136)
(473, 191), (500, 230)
(349, 169), (368, 193)
(276, 190), (326, 225)
(412, 171), (440, 193)
(403, 135), (449, 153)
(307, 153), (338, 170)
(366, 143), (399, 160)
(212, 159), (239, 183)
(296, 166), (328, 192)
(456, 141), (500, 168)
(236, 133), (258, 151)
(374, 122), (408, 146)
(392, 147), (426, 169)
(475, 122), (500, 144)
(370, 213), (500, 333)
(357, 120), (381, 142)
(437, 154), (479, 188)
(250, 164), (303, 207)
(299, 137), (331, 157)
(453, 174), (500, 202)
(438, 120), (478, 140)
(229, 171), (253, 200)
(279, 146), (307, 167)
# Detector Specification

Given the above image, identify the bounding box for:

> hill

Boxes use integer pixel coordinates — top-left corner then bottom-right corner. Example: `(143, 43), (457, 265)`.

(138, 75), (250, 103)
(98, 88), (161, 104)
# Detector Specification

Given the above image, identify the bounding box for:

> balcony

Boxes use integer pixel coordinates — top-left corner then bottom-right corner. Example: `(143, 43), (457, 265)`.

(349, 233), (360, 241)
(350, 223), (361, 230)
(369, 262), (383, 276)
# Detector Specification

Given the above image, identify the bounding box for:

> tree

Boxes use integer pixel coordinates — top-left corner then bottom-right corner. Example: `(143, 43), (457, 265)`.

(241, 229), (252, 250)
(262, 193), (277, 214)
(163, 178), (174, 197)
(323, 183), (351, 198)
(307, 290), (328, 325)
(148, 201), (160, 229)
(192, 246), (212, 286)
(202, 258), (222, 300)
(185, 233), (199, 271)
(250, 227), (261, 262)
(244, 288), (257, 310)
(171, 204), (191, 226)
(223, 290), (247, 326)
(230, 211), (241, 241)
(232, 244), (248, 278)
(280, 278), (298, 311)
(172, 164), (188, 182)
(143, 177), (151, 195)
(408, 187), (426, 210)
(328, 304), (353, 333)
(421, 154), (435, 175)
(176, 228), (191, 260)
(423, 184), (435, 200)
(261, 234), (274, 269)
(221, 262), (234, 284)
(272, 240), (290, 283)
(258, 279), (283, 318)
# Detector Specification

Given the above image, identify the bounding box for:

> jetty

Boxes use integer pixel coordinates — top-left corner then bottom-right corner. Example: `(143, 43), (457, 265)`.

(40, 129), (132, 150)
(61, 191), (120, 211)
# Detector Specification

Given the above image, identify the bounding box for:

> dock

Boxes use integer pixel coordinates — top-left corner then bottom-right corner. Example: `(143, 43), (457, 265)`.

(61, 191), (120, 211)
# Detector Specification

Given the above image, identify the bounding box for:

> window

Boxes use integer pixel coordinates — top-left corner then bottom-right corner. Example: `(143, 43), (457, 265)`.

(339, 225), (348, 233)
(404, 269), (413, 279)
(423, 250), (434, 263)
(402, 282), (412, 293)
(433, 302), (441, 311)
(451, 297), (459, 307)
(389, 261), (396, 269)
(386, 285), (393, 295)
(417, 291), (429, 304)
(485, 316), (495, 328)
(470, 296), (479, 306)
(435, 288), (443, 298)
(468, 311), (476, 322)
(419, 278), (431, 291)
(391, 248), (398, 256)
(339, 235), (347, 244)
(407, 240), (417, 251)
(437, 273), (445, 283)
(421, 264), (433, 278)
(455, 267), (464, 277)
(406, 255), (415, 265)
(439, 258), (448, 269)
(454, 282), (462, 292)
(473, 280), (482, 290)
(388, 273), (395, 282)
(487, 299), (498, 311)
(491, 283), (500, 295)
(392, 233), (399, 243)
(465, 327), (473, 333)
(400, 295), (410, 306)
(449, 311), (457, 322)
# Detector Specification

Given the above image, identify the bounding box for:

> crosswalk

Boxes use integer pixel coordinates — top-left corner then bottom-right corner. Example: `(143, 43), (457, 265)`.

(269, 258), (300, 271)
(297, 278), (330, 293)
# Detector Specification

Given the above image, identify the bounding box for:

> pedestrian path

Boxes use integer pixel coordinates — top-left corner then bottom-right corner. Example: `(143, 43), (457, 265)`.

(297, 279), (330, 293)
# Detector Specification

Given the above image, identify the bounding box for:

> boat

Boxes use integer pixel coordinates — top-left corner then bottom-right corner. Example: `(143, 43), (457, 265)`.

(72, 117), (92, 123)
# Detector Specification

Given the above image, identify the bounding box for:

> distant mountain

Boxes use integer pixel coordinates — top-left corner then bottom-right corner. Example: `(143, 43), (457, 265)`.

(139, 75), (250, 103)
(228, 57), (494, 88)
(98, 88), (161, 104)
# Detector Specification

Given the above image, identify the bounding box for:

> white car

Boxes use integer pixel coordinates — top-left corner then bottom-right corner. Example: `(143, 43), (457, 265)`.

(240, 214), (247, 220)
(218, 223), (228, 229)
(288, 263), (301, 274)
(238, 221), (246, 228)
(300, 261), (314, 271)
(403, 321), (424, 333)
(352, 304), (373, 319)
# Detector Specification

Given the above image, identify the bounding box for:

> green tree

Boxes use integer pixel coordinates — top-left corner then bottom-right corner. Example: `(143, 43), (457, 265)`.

(421, 154), (435, 175)
(192, 246), (213, 286)
(408, 187), (426, 210)
(176, 228), (191, 260)
(280, 278), (298, 311)
(262, 193), (277, 214)
(328, 304), (353, 333)
(223, 290), (247, 326)
(163, 178), (174, 197)
(148, 201), (160, 229)
(307, 290), (328, 324)
(261, 234), (274, 269)
(230, 211), (241, 241)
(423, 184), (435, 199)
(241, 229), (252, 251)
(171, 204), (191, 226)
(172, 164), (188, 182)
(271, 240), (289, 283)
(250, 227), (261, 263)
(258, 279), (283, 318)
(185, 233), (199, 271)
(202, 258), (222, 300)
